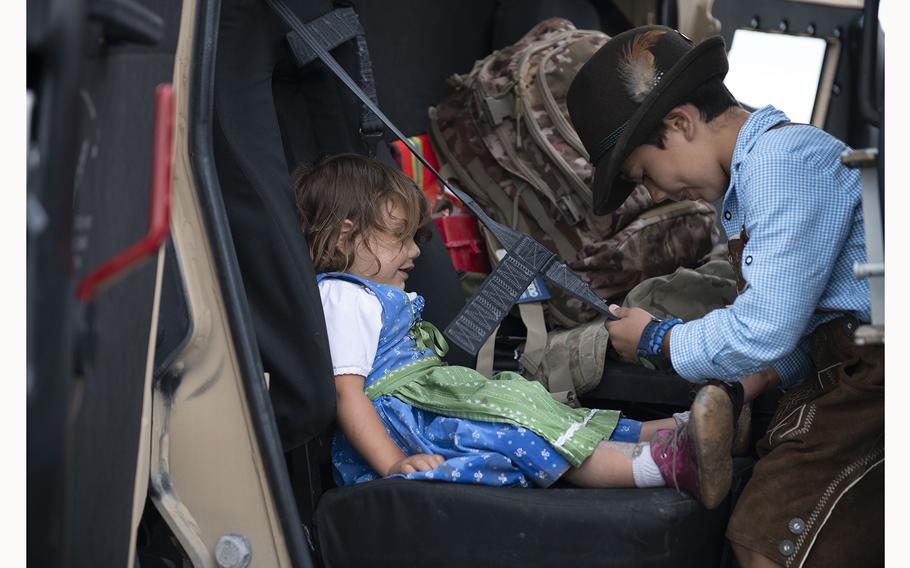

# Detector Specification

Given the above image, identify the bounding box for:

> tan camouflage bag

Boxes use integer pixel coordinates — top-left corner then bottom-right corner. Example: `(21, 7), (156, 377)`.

(524, 260), (738, 404)
(428, 18), (718, 328)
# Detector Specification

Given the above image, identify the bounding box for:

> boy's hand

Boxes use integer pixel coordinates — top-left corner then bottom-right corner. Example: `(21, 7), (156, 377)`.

(386, 453), (445, 476)
(604, 305), (654, 362)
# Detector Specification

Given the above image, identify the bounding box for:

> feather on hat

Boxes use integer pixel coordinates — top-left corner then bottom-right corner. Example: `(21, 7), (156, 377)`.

(618, 30), (666, 103)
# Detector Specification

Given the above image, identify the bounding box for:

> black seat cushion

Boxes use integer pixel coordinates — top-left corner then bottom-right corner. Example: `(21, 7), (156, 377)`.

(315, 475), (741, 567)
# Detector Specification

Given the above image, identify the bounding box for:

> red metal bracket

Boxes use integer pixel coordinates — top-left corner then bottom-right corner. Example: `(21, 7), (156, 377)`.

(77, 83), (174, 302)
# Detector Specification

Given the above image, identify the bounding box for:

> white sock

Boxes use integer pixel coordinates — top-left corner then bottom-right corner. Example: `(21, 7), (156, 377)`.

(632, 444), (665, 488)
(673, 411), (690, 429)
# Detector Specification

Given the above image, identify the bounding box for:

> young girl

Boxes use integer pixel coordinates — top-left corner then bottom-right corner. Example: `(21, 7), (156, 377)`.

(295, 154), (735, 509)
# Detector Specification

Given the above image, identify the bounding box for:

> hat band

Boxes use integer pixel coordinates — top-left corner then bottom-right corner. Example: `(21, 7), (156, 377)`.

(590, 120), (627, 164)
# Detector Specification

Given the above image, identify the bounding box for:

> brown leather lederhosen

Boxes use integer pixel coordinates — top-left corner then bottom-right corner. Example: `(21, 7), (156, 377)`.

(724, 229), (884, 567)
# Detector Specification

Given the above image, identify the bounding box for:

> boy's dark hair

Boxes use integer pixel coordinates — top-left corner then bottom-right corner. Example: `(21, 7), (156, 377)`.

(293, 153), (431, 273)
(642, 78), (739, 149)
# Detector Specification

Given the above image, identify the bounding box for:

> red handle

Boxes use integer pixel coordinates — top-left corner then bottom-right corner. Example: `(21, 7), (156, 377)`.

(77, 83), (174, 302)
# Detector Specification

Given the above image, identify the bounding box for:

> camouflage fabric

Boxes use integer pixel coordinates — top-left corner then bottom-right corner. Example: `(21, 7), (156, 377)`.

(428, 17), (718, 328)
(622, 260), (738, 321)
(524, 316), (610, 404)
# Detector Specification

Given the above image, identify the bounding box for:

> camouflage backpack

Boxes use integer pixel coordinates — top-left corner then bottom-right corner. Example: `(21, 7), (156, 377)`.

(428, 18), (718, 328)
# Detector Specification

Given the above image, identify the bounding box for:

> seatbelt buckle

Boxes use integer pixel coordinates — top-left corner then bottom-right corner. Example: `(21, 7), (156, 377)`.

(493, 248), (551, 303)
(359, 126), (385, 157)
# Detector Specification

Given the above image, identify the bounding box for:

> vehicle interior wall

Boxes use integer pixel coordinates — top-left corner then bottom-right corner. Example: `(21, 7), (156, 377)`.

(64, 0), (184, 564)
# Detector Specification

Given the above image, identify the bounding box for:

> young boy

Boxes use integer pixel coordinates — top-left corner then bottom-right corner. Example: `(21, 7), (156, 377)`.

(567, 26), (883, 567)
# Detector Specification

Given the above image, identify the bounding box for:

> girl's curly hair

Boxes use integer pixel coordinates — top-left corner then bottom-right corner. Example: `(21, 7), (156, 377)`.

(293, 153), (432, 273)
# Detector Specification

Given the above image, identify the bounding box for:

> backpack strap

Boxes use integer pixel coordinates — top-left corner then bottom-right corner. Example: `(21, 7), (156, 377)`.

(285, 7), (384, 156)
(475, 324), (499, 378)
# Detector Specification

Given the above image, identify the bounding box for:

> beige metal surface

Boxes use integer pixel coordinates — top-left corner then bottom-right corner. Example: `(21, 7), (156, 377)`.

(128, 249), (167, 567)
(812, 38), (841, 127)
(677, 0), (722, 43)
(148, 0), (292, 565)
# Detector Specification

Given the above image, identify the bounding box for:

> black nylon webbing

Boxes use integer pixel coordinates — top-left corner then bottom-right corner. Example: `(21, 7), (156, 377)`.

(285, 7), (383, 155)
(265, 0), (617, 354)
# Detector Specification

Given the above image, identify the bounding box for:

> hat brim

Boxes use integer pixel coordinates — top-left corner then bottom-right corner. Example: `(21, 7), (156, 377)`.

(591, 35), (729, 215)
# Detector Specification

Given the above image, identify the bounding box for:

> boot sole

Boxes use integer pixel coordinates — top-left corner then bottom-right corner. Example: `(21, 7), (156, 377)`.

(690, 385), (734, 509)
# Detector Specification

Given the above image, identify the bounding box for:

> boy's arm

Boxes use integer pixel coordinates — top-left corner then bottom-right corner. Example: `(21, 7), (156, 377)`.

(668, 153), (857, 381)
(770, 339), (813, 389)
(335, 374), (443, 476)
(662, 329), (808, 389)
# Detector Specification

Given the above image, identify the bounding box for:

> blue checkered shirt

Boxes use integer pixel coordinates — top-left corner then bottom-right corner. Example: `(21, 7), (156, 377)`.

(670, 106), (869, 388)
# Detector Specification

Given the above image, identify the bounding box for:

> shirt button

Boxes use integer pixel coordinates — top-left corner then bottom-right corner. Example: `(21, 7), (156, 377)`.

(745, 256), (753, 265)
(788, 518), (806, 535)
(778, 540), (796, 557)
(724, 211), (732, 220)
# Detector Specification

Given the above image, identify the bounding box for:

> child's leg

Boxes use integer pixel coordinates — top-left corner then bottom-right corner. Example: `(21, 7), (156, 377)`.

(638, 418), (676, 442)
(563, 441), (648, 488)
(565, 384), (735, 509)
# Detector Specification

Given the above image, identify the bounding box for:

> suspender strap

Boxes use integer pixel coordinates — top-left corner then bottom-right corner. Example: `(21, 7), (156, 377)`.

(285, 7), (383, 156)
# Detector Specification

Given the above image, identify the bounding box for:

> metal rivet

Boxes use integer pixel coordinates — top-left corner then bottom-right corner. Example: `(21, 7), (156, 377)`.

(724, 211), (732, 220)
(215, 534), (252, 568)
(833, 26), (842, 38)
(745, 256), (753, 265)
(788, 517), (806, 535)
(832, 82), (842, 96)
(750, 16), (760, 29)
(779, 539), (796, 557)
(778, 19), (789, 32)
(661, 451), (668, 459)
(806, 22), (816, 35)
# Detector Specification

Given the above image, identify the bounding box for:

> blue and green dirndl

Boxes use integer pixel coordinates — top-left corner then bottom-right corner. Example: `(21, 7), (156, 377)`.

(323, 273), (639, 488)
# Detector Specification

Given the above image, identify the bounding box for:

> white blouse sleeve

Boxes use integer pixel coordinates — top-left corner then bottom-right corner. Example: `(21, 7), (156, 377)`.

(318, 278), (383, 377)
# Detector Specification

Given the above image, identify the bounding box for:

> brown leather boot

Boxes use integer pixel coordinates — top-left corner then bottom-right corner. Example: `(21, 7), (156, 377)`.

(653, 384), (734, 509)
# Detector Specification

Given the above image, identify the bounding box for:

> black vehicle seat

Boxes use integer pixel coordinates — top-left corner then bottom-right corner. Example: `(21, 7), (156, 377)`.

(212, 0), (474, 523)
(212, 0), (744, 565)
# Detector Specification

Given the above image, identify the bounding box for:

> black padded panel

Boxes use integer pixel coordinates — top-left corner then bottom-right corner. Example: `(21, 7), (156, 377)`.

(492, 0), (603, 49)
(68, 47), (174, 568)
(316, 476), (740, 567)
(353, 0), (499, 136)
(213, 0), (341, 452)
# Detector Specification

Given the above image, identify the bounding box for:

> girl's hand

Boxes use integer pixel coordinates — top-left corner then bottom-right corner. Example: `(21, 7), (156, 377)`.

(386, 453), (445, 475)
(604, 305), (654, 362)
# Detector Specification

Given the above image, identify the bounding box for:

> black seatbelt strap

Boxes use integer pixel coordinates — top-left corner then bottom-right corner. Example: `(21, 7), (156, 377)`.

(264, 0), (617, 355)
(285, 7), (384, 156)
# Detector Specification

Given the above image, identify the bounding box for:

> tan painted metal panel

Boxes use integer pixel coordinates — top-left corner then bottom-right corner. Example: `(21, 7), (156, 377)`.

(148, 0), (293, 565)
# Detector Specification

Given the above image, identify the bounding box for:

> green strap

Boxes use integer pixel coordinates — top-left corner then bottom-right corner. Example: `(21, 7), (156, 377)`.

(410, 320), (449, 358)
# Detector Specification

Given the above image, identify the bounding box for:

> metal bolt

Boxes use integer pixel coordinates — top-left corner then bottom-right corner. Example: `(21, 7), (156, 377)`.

(778, 19), (789, 32)
(215, 534), (252, 568)
(806, 23), (816, 35)
(750, 16), (760, 29)
(832, 82), (842, 96)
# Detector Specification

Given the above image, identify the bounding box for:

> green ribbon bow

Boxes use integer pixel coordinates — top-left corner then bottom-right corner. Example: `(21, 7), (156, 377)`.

(409, 320), (449, 358)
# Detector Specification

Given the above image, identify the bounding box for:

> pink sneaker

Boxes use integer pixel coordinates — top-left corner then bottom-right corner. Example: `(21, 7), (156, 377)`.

(651, 384), (734, 509)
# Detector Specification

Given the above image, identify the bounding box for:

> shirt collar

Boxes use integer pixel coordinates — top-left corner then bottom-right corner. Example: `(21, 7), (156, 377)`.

(730, 105), (791, 172)
(723, 105), (790, 200)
